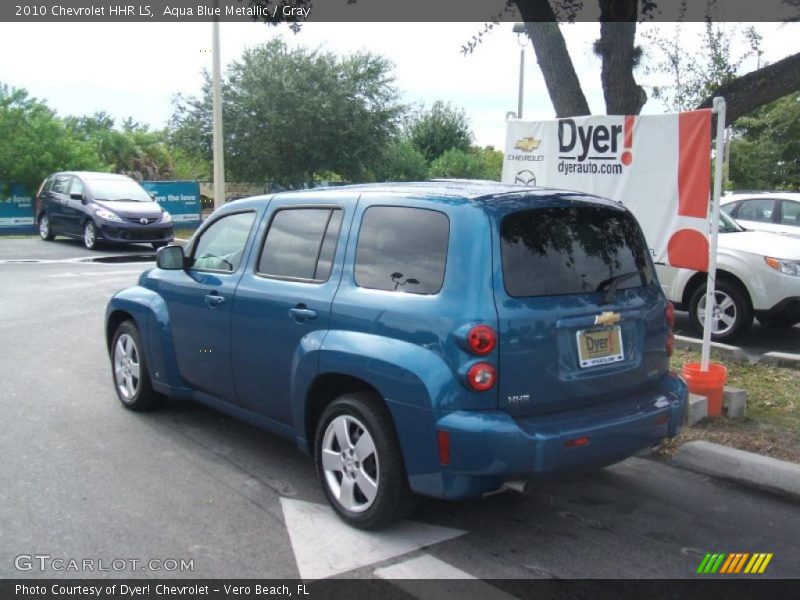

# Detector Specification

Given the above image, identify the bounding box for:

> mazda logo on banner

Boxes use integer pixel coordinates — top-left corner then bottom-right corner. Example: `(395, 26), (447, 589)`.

(514, 170), (537, 186)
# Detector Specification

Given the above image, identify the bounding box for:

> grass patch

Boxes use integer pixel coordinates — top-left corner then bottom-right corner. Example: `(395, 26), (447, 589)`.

(663, 348), (800, 463)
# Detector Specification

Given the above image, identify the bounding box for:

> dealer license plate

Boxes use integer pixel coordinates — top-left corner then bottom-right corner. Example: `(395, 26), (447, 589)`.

(576, 326), (624, 368)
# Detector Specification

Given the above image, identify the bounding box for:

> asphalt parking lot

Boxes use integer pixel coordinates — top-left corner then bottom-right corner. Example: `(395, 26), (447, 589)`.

(1, 237), (799, 581)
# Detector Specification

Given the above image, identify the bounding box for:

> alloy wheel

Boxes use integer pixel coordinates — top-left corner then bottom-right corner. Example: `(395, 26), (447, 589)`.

(84, 221), (96, 249)
(39, 215), (49, 239)
(113, 333), (141, 402)
(696, 290), (738, 337)
(320, 414), (380, 513)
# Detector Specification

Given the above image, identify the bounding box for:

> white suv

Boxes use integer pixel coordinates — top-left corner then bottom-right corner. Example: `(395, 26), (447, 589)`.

(656, 212), (800, 341)
(722, 191), (800, 239)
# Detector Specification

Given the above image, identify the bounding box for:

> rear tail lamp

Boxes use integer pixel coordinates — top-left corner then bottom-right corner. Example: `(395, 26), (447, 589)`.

(666, 331), (675, 357)
(565, 436), (590, 448)
(467, 362), (497, 392)
(436, 431), (451, 465)
(466, 325), (497, 355)
(665, 301), (676, 329)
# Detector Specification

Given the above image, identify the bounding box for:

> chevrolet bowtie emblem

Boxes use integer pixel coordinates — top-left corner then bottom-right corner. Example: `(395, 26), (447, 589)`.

(595, 311), (621, 326)
(514, 137), (540, 151)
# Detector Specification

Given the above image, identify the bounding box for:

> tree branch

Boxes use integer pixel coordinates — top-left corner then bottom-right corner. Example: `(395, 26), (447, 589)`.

(515, 0), (590, 117)
(696, 52), (800, 126)
(597, 0), (647, 114)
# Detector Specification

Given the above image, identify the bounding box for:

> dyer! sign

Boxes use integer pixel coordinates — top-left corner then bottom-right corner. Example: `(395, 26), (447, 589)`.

(502, 110), (712, 271)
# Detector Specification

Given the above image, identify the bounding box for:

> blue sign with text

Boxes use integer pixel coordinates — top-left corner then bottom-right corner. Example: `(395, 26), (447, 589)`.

(140, 180), (201, 224)
(0, 181), (35, 233)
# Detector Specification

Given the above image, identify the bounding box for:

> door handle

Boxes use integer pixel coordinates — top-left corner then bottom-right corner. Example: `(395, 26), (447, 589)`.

(205, 292), (225, 308)
(289, 305), (317, 322)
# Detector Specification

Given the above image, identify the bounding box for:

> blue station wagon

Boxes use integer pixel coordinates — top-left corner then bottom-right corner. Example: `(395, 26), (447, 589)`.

(105, 182), (687, 529)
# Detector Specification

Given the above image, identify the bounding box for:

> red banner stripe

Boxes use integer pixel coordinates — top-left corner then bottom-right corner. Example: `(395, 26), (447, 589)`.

(678, 110), (712, 218)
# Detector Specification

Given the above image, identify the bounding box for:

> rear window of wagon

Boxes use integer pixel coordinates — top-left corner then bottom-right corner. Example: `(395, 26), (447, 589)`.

(500, 206), (654, 298)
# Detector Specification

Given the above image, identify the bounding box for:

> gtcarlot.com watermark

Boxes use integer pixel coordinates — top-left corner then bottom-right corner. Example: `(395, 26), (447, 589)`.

(14, 554), (194, 573)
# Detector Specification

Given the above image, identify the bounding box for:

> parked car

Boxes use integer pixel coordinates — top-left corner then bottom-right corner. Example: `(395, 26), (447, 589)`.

(105, 182), (686, 529)
(721, 191), (800, 239)
(35, 171), (174, 250)
(656, 211), (800, 341)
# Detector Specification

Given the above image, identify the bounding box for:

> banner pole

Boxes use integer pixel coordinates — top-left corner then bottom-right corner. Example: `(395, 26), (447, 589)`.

(701, 97), (726, 371)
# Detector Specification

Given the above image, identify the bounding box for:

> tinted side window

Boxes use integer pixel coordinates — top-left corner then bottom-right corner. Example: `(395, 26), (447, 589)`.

(69, 178), (85, 197)
(355, 206), (449, 295)
(51, 176), (70, 194)
(737, 199), (775, 222)
(192, 211), (256, 272)
(780, 200), (800, 226)
(500, 206), (654, 298)
(258, 208), (343, 281)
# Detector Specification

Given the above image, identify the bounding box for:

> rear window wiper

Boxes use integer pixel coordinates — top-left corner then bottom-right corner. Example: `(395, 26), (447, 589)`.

(596, 271), (640, 304)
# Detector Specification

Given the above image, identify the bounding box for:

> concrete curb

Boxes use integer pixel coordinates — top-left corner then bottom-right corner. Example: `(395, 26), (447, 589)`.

(674, 335), (800, 369)
(674, 335), (751, 363)
(671, 440), (800, 501)
(758, 351), (800, 370)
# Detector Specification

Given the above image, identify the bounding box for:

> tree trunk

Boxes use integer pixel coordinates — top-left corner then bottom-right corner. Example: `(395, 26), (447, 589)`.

(597, 0), (647, 115)
(515, 0), (590, 117)
(696, 52), (800, 126)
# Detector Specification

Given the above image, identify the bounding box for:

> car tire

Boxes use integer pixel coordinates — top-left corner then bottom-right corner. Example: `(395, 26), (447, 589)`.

(315, 392), (416, 530)
(38, 214), (55, 240)
(83, 220), (98, 250)
(110, 320), (164, 411)
(689, 279), (753, 342)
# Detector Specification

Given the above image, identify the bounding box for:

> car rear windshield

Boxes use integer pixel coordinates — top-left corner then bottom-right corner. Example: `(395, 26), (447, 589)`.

(87, 179), (152, 202)
(500, 206), (654, 298)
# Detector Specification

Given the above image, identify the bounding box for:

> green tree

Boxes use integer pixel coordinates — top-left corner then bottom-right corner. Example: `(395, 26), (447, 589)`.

(0, 84), (106, 194)
(643, 23), (763, 113)
(170, 39), (405, 187)
(428, 146), (502, 181)
(408, 101), (473, 164)
(66, 113), (175, 180)
(728, 93), (800, 190)
(370, 140), (428, 182)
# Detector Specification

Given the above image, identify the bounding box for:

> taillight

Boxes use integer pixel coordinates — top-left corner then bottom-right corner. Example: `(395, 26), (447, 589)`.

(467, 362), (497, 392)
(665, 301), (676, 329)
(565, 436), (590, 448)
(466, 325), (497, 355)
(665, 301), (676, 357)
(436, 431), (450, 465)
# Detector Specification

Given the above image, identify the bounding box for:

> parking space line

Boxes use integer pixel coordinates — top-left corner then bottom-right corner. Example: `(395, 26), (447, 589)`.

(374, 554), (517, 599)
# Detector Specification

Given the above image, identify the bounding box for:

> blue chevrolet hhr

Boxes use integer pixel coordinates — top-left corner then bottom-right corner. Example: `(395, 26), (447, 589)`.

(105, 181), (687, 529)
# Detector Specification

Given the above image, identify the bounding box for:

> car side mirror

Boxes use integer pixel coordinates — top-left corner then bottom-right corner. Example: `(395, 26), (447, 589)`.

(156, 245), (186, 270)
(70, 192), (84, 201)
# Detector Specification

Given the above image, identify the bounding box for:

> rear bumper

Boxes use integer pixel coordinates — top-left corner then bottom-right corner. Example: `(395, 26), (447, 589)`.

(423, 372), (687, 498)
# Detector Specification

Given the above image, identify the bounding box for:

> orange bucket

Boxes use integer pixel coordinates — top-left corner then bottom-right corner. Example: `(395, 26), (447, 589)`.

(681, 362), (728, 417)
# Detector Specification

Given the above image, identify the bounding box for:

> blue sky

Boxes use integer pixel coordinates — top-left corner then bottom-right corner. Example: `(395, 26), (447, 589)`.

(0, 22), (797, 149)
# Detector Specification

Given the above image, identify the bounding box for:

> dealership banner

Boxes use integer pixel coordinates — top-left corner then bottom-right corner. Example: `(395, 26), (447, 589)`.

(502, 110), (712, 271)
(140, 180), (201, 224)
(0, 182), (35, 233)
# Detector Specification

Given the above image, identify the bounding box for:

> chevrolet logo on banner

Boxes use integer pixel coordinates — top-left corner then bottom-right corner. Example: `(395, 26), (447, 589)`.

(514, 137), (540, 151)
(696, 552), (773, 574)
